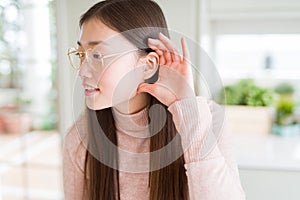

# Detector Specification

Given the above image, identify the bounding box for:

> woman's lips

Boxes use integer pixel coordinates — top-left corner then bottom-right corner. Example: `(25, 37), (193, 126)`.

(84, 88), (100, 96)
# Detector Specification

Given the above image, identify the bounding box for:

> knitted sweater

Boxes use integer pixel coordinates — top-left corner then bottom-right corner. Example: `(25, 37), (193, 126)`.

(63, 96), (246, 200)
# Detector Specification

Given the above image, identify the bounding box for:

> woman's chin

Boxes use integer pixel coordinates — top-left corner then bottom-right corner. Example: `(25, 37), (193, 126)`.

(86, 101), (111, 111)
(85, 93), (138, 111)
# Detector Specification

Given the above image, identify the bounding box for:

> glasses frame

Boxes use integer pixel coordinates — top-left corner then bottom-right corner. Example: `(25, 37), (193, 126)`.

(67, 46), (141, 70)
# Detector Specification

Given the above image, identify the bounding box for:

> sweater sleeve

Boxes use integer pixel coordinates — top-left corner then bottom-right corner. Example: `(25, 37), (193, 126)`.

(63, 115), (86, 200)
(167, 96), (246, 200)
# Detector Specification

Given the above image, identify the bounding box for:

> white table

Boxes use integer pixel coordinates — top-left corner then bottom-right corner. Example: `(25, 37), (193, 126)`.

(233, 133), (300, 200)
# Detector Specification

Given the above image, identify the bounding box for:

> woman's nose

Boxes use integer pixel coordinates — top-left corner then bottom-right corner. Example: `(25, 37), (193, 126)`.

(78, 60), (93, 78)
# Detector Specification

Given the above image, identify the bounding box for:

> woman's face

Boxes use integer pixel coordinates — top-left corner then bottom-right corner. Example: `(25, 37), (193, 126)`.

(78, 18), (145, 110)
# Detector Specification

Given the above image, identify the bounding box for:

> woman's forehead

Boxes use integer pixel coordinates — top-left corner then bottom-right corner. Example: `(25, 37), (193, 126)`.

(79, 18), (118, 47)
(79, 30), (136, 51)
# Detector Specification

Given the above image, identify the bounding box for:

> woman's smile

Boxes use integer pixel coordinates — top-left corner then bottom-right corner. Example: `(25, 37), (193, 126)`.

(84, 88), (100, 96)
(83, 84), (101, 96)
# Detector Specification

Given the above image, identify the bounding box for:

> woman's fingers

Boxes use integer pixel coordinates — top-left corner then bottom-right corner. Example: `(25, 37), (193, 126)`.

(148, 39), (166, 65)
(158, 33), (181, 63)
(163, 50), (172, 66)
(148, 38), (167, 51)
(148, 36), (191, 72)
(148, 34), (181, 65)
(181, 37), (191, 64)
(148, 44), (167, 66)
(140, 35), (195, 106)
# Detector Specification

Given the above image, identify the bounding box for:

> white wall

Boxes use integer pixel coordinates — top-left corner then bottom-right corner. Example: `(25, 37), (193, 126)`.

(154, 0), (199, 41)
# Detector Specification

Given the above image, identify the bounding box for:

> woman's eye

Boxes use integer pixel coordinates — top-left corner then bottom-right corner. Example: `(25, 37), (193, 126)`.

(92, 53), (101, 60)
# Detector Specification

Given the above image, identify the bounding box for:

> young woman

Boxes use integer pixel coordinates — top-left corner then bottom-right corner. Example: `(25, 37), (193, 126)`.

(63, 0), (246, 199)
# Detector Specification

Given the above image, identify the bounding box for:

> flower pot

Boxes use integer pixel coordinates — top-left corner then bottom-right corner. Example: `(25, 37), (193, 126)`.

(0, 105), (18, 133)
(0, 116), (4, 133)
(272, 124), (300, 137)
(225, 105), (273, 134)
(1, 112), (32, 134)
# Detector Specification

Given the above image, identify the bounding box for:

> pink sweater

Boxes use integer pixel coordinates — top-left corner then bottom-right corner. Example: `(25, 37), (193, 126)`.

(63, 96), (246, 200)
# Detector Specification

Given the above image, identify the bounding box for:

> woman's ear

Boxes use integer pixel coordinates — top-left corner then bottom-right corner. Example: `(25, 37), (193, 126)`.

(141, 52), (159, 80)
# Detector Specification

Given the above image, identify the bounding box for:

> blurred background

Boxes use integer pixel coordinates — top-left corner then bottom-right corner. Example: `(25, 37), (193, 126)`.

(0, 0), (299, 199)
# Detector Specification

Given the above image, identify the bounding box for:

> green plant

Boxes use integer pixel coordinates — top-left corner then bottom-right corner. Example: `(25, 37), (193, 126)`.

(222, 85), (243, 105)
(273, 83), (297, 125)
(221, 79), (274, 106)
(275, 98), (296, 125)
(246, 86), (274, 106)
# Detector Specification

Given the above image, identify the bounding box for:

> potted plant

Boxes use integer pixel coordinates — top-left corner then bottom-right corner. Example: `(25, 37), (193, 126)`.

(221, 79), (275, 134)
(0, 95), (33, 134)
(272, 83), (299, 137)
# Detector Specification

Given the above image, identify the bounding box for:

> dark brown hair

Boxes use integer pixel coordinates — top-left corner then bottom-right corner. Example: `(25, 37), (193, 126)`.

(81, 1), (188, 199)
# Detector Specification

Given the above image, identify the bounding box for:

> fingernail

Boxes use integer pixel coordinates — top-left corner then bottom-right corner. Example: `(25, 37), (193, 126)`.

(148, 38), (155, 44)
(159, 32), (167, 38)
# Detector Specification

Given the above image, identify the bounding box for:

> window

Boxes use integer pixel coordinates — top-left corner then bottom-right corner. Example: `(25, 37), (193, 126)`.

(0, 0), (61, 199)
(215, 34), (300, 79)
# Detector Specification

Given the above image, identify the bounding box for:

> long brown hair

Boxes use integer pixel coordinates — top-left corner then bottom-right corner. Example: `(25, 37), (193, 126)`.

(81, 1), (189, 199)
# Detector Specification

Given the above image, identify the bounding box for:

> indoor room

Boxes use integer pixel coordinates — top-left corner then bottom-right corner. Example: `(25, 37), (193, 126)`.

(0, 0), (299, 199)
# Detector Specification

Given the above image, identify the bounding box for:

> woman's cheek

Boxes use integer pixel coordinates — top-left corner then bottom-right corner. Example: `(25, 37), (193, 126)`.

(102, 69), (143, 106)
(98, 54), (144, 105)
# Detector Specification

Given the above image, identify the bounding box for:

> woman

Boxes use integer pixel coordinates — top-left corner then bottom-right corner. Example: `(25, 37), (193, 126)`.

(63, 0), (246, 199)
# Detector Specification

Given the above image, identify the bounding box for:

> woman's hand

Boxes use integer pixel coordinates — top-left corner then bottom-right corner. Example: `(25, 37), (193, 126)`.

(137, 32), (195, 107)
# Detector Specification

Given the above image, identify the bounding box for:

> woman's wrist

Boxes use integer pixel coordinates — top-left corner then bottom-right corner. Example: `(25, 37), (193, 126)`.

(167, 96), (213, 163)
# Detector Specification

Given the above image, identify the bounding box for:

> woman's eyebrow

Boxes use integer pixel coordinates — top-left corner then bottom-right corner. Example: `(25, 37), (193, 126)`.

(77, 40), (104, 46)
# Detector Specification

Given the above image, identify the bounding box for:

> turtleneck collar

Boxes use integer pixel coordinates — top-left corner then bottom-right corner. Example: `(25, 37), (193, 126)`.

(111, 105), (150, 138)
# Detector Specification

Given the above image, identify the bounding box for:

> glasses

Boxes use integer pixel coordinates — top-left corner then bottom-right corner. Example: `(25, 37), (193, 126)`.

(67, 46), (141, 70)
